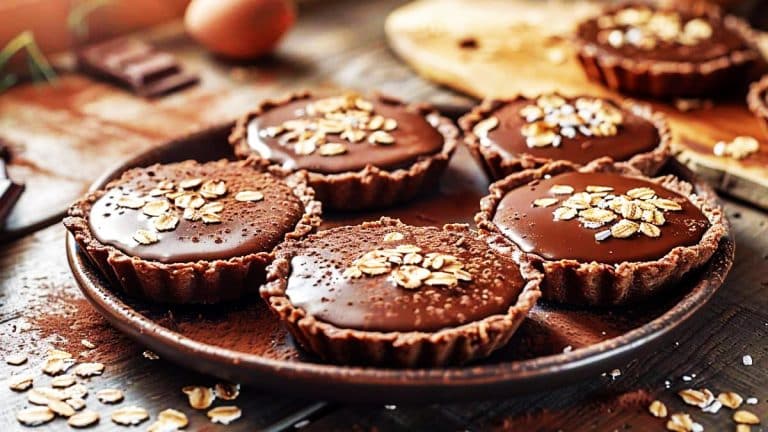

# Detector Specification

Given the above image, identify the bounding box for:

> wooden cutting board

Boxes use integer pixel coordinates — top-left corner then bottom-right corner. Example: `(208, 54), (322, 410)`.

(385, 0), (768, 209)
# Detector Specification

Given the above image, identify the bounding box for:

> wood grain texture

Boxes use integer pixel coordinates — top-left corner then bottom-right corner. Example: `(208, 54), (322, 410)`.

(0, 0), (470, 240)
(385, 0), (768, 209)
(0, 0), (766, 431)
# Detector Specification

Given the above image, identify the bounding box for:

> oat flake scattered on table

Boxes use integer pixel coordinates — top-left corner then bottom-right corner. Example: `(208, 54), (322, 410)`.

(182, 385), (215, 409)
(207, 405), (242, 425)
(67, 410), (100, 428)
(111, 406), (149, 426)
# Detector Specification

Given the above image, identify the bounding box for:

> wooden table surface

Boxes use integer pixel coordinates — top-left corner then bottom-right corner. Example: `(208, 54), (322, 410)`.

(1, 1), (766, 431)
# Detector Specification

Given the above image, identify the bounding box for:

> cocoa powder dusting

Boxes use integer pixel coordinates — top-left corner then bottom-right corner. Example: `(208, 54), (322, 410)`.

(0, 225), (140, 364)
(157, 301), (306, 362)
(18, 274), (299, 364)
(613, 389), (654, 408)
(489, 389), (652, 431)
(30, 295), (139, 362)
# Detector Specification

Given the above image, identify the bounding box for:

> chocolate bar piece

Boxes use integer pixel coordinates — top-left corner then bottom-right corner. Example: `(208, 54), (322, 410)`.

(0, 159), (24, 229)
(77, 38), (199, 97)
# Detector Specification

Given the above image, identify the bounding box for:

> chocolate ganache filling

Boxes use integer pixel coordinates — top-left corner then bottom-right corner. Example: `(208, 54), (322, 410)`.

(88, 161), (305, 263)
(492, 171), (710, 264)
(283, 223), (525, 332)
(474, 95), (660, 166)
(246, 94), (445, 174)
(577, 5), (749, 63)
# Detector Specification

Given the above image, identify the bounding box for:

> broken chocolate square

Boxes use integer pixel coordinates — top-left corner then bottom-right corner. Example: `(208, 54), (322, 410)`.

(77, 38), (199, 97)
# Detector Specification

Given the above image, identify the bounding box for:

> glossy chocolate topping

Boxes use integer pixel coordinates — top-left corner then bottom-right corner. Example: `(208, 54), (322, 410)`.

(483, 98), (660, 165)
(492, 171), (710, 263)
(246, 96), (445, 174)
(283, 223), (525, 332)
(578, 7), (748, 63)
(88, 160), (305, 263)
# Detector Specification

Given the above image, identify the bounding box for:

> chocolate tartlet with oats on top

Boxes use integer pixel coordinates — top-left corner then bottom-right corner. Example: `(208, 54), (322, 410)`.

(460, 93), (670, 180)
(64, 159), (321, 304)
(748, 74), (768, 136)
(574, 3), (760, 98)
(475, 159), (727, 306)
(229, 91), (458, 211)
(261, 217), (542, 367)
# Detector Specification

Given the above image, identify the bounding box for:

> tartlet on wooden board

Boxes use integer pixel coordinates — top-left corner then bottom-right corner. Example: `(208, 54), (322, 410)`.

(385, 0), (768, 209)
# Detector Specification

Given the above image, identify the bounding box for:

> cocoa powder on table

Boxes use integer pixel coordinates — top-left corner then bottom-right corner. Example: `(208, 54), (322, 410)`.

(29, 293), (140, 362)
(489, 389), (653, 431)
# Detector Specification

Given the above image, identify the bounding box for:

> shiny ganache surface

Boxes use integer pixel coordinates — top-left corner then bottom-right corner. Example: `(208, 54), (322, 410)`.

(484, 98), (660, 165)
(246, 97), (445, 174)
(577, 9), (748, 63)
(283, 223), (525, 332)
(88, 161), (305, 263)
(492, 171), (710, 263)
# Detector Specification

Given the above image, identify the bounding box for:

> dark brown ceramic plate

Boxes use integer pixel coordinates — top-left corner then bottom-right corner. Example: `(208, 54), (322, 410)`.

(66, 123), (734, 403)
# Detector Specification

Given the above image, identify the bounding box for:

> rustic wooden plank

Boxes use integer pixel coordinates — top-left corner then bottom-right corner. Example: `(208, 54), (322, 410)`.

(299, 200), (768, 431)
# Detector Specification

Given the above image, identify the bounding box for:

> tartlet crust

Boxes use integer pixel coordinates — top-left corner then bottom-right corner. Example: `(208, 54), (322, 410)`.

(459, 94), (671, 181)
(475, 158), (728, 306)
(63, 158), (322, 304)
(229, 91), (459, 211)
(574, 3), (761, 98)
(747, 74), (768, 136)
(260, 217), (543, 368)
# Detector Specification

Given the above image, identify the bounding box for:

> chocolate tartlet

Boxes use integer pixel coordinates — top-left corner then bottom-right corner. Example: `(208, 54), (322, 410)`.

(460, 94), (670, 180)
(229, 91), (458, 211)
(475, 159), (727, 306)
(261, 217), (542, 367)
(748, 74), (768, 136)
(575, 3), (760, 98)
(64, 159), (321, 304)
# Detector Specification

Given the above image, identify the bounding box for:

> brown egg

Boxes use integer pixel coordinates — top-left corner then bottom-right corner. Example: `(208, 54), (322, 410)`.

(185, 0), (295, 59)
